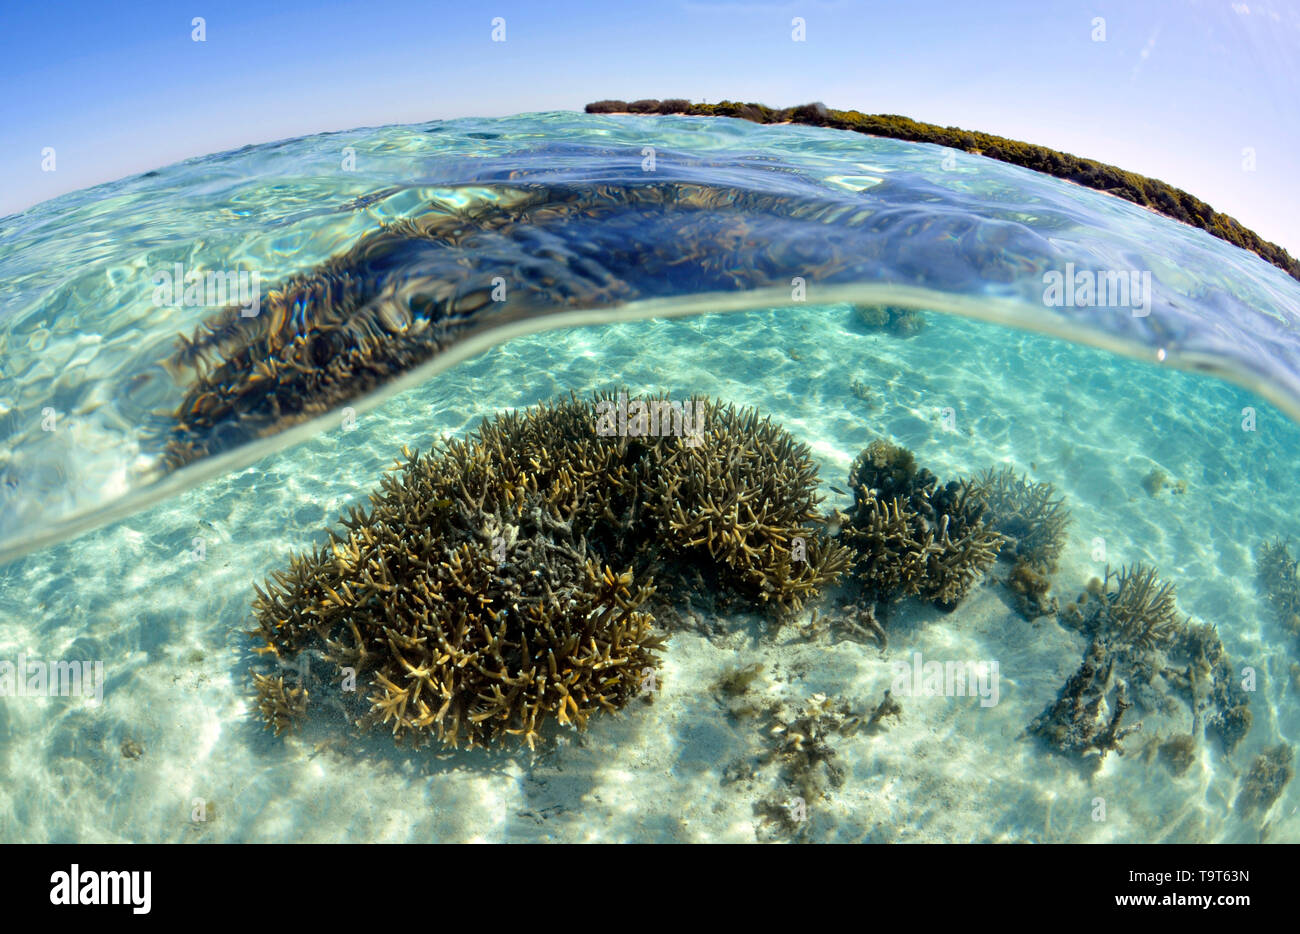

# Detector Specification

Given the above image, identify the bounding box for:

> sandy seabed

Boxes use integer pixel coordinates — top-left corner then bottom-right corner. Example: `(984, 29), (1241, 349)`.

(0, 303), (1296, 843)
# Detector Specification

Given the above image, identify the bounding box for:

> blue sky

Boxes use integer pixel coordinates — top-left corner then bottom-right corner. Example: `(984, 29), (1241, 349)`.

(1, 0), (1297, 253)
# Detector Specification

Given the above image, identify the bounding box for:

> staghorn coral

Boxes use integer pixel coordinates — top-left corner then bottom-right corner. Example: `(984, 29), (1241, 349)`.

(1033, 565), (1220, 766)
(1054, 568), (1253, 757)
(1255, 537), (1300, 638)
(1103, 564), (1182, 653)
(839, 496), (931, 601)
(839, 440), (1002, 609)
(250, 391), (848, 748)
(253, 476), (664, 750)
(158, 188), (648, 469)
(921, 498), (1004, 608)
(252, 673), (309, 737)
(250, 395), (668, 749)
(1061, 563), (1182, 656)
(641, 396), (850, 615)
(969, 467), (1071, 571)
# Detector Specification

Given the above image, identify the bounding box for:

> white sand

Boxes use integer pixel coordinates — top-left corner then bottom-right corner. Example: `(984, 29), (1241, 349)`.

(0, 303), (1295, 842)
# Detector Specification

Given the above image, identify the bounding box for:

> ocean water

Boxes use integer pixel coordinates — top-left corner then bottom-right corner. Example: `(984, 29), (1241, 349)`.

(0, 112), (1297, 842)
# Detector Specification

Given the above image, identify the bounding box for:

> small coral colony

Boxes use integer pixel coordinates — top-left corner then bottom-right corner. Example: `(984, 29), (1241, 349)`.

(164, 293), (1294, 825)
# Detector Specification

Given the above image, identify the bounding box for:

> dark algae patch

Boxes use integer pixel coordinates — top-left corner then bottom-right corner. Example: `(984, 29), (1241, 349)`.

(588, 98), (1300, 283)
(1236, 743), (1294, 818)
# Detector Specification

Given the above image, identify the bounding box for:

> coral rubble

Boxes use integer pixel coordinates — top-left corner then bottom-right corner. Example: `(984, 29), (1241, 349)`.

(1045, 565), (1253, 763)
(761, 693), (859, 804)
(1027, 638), (1140, 763)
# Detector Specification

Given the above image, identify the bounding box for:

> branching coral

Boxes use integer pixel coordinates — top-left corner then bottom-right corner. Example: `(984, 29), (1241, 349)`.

(1061, 563), (1182, 656)
(921, 504), (1005, 608)
(969, 467), (1071, 571)
(642, 397), (849, 614)
(839, 496), (932, 600)
(1053, 567), (1252, 757)
(252, 673), (309, 737)
(1104, 564), (1182, 653)
(254, 483), (664, 749)
(1256, 537), (1300, 637)
(1034, 564), (1192, 764)
(250, 391), (847, 748)
(839, 439), (1002, 609)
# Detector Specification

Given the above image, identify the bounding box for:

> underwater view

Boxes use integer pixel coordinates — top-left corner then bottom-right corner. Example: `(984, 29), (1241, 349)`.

(2, 107), (1298, 847)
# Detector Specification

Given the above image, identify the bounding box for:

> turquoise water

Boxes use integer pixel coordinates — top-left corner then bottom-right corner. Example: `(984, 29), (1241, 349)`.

(0, 112), (1297, 842)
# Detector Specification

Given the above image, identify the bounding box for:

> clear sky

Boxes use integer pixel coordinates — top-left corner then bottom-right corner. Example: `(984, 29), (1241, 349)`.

(1, 0), (1296, 253)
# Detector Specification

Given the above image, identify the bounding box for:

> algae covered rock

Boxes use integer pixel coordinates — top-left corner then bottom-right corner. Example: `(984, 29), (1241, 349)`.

(1236, 743), (1294, 817)
(1158, 733), (1197, 776)
(1026, 638), (1140, 765)
(1007, 557), (1057, 620)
